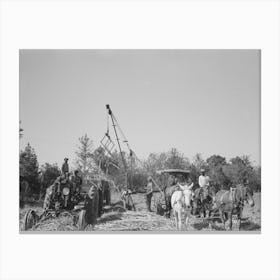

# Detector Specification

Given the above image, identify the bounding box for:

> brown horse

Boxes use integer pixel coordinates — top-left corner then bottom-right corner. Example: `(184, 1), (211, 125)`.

(215, 184), (254, 230)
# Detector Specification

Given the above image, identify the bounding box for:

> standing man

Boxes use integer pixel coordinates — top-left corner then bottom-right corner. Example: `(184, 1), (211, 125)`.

(145, 177), (154, 212)
(61, 158), (69, 177)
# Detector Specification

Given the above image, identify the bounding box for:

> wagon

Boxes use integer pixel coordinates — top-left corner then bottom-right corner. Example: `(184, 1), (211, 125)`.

(154, 169), (191, 217)
(22, 179), (112, 231)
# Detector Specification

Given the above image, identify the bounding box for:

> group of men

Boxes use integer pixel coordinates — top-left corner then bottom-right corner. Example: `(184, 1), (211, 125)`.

(58, 157), (83, 193)
(145, 169), (210, 212)
(43, 158), (83, 212)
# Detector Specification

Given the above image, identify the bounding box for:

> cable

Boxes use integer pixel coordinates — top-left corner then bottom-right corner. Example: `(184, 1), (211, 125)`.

(106, 109), (109, 135)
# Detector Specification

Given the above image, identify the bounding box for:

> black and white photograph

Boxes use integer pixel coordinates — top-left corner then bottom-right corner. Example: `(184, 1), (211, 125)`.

(1, 1), (280, 280)
(19, 49), (261, 233)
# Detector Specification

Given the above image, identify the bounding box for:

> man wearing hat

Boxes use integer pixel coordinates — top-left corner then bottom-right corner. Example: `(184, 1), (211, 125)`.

(61, 158), (69, 176)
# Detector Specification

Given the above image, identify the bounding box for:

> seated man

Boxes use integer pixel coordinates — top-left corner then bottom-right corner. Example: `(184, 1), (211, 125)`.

(70, 170), (83, 205)
(198, 169), (210, 200)
(71, 170), (83, 194)
(54, 173), (72, 205)
(55, 173), (71, 193)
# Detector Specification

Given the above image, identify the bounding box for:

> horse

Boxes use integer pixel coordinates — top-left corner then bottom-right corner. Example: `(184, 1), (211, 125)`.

(171, 189), (192, 230)
(192, 185), (217, 218)
(214, 184), (254, 230)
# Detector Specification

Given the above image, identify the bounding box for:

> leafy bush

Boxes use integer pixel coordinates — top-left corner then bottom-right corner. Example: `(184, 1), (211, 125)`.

(40, 162), (61, 193)
(19, 143), (39, 193)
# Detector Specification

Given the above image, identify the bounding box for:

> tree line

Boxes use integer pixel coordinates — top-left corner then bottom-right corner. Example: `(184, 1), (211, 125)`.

(19, 133), (261, 201)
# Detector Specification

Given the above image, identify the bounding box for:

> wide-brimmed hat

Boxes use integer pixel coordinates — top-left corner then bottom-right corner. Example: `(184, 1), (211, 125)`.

(200, 168), (205, 172)
(64, 157), (69, 161)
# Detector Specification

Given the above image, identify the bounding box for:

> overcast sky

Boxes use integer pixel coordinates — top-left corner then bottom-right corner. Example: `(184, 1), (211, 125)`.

(19, 49), (260, 168)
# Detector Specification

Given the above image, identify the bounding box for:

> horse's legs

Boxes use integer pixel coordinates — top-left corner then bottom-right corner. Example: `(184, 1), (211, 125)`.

(237, 212), (242, 230)
(238, 218), (241, 231)
(174, 211), (178, 230)
(219, 209), (226, 230)
(208, 221), (213, 230)
(206, 209), (210, 218)
(200, 207), (205, 218)
(208, 210), (213, 230)
(185, 215), (189, 230)
(178, 209), (182, 230)
(228, 212), (233, 230)
(224, 212), (228, 220)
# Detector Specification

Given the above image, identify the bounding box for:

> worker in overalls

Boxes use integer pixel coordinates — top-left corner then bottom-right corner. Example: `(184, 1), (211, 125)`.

(145, 177), (154, 212)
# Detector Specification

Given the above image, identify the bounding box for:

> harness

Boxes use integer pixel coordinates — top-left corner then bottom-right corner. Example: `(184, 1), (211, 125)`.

(219, 188), (242, 208)
(173, 190), (191, 209)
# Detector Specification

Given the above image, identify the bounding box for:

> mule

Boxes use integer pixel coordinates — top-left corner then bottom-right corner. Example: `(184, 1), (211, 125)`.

(171, 189), (192, 230)
(192, 185), (217, 218)
(215, 184), (254, 230)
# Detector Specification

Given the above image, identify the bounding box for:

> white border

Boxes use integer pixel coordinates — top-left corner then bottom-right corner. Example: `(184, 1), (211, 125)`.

(0, 1), (279, 280)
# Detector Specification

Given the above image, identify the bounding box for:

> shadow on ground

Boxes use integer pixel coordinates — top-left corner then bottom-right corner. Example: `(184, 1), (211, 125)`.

(97, 212), (123, 224)
(241, 220), (261, 231)
(192, 219), (225, 231)
(191, 217), (261, 231)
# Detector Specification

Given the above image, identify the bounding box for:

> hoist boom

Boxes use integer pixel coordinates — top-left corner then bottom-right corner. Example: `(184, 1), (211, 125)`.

(106, 104), (129, 188)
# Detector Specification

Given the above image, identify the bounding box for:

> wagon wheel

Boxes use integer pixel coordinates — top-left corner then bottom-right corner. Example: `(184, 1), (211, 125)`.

(77, 210), (87, 231)
(23, 209), (39, 231)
